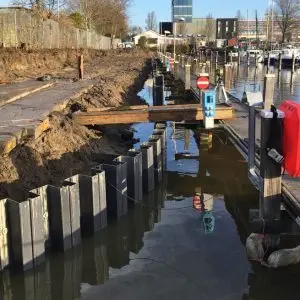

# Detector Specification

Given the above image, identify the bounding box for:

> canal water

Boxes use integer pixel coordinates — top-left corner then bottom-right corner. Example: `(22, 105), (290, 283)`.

(2, 77), (300, 300)
(227, 63), (300, 105)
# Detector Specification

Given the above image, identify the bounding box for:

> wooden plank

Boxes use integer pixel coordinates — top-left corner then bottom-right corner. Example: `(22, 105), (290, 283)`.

(73, 104), (234, 125)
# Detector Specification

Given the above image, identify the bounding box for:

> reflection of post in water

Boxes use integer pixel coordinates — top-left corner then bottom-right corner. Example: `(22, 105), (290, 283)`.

(184, 128), (190, 151)
(50, 248), (82, 300)
(8, 261), (52, 300)
(128, 205), (144, 254)
(243, 264), (300, 300)
(107, 216), (129, 269)
(82, 233), (109, 285)
(290, 72), (295, 94)
(194, 187), (215, 234)
(199, 131), (213, 152)
(0, 271), (12, 300)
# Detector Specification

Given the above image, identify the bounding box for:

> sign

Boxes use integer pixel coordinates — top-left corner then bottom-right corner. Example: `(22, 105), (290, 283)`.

(196, 76), (209, 90)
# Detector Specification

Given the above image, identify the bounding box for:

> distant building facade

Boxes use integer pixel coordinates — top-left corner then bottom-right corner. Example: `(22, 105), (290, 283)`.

(172, 0), (193, 23)
(185, 18), (216, 41)
(216, 18), (238, 40)
(238, 20), (267, 41)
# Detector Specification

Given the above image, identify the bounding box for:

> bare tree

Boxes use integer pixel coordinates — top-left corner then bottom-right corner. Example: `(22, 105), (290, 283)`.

(66, 0), (131, 38)
(145, 11), (157, 31)
(274, 0), (300, 42)
(11, 0), (67, 17)
(204, 13), (215, 42)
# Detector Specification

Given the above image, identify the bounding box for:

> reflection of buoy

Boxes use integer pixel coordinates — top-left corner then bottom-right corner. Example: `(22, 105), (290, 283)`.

(193, 194), (203, 211)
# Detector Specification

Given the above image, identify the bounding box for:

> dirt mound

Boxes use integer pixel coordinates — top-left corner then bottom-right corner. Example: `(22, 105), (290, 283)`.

(0, 48), (151, 82)
(0, 50), (152, 200)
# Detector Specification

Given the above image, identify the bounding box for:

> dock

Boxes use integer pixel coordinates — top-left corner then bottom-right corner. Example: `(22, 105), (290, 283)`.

(163, 53), (300, 218)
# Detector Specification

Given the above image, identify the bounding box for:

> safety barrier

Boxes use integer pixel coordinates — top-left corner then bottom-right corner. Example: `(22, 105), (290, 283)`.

(0, 125), (167, 272)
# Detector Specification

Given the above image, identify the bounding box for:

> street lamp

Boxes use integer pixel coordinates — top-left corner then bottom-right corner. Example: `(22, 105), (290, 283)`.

(173, 17), (185, 59)
(164, 30), (171, 54)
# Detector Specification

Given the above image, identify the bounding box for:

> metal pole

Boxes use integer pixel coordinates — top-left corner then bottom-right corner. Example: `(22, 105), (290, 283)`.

(173, 22), (176, 59)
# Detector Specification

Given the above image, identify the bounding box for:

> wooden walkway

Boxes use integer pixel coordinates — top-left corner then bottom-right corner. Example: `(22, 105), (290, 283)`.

(176, 63), (300, 210)
(73, 104), (234, 125)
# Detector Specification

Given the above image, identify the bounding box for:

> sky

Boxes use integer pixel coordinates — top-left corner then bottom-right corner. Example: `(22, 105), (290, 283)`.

(0, 0), (270, 27)
(128, 0), (269, 26)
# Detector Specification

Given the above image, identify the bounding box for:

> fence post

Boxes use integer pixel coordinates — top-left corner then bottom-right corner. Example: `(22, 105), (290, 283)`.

(78, 55), (84, 80)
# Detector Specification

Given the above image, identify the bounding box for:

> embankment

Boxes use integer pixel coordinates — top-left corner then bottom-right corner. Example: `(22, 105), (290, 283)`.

(0, 49), (152, 200)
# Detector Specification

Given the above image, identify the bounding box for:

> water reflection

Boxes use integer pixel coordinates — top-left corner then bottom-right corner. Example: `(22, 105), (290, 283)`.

(227, 63), (300, 104)
(2, 122), (300, 299)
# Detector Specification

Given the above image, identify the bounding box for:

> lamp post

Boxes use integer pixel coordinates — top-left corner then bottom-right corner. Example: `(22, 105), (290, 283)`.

(164, 30), (170, 54)
(173, 17), (185, 59)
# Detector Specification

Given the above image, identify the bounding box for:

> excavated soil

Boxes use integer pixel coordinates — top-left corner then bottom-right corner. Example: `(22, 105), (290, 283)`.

(0, 49), (152, 200)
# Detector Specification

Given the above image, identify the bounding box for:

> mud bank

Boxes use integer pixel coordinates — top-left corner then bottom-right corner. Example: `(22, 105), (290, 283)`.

(0, 48), (151, 82)
(0, 50), (152, 200)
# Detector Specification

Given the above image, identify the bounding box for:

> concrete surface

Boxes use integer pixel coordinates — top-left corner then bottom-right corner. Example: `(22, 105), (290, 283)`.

(0, 79), (97, 153)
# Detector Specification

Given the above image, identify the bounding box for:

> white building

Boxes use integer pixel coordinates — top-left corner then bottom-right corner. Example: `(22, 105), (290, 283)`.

(134, 30), (185, 48)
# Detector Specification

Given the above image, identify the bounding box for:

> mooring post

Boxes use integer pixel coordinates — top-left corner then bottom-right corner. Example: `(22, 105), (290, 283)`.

(224, 64), (232, 92)
(292, 53), (296, 73)
(78, 55), (84, 80)
(174, 61), (179, 81)
(263, 74), (276, 110)
(185, 64), (191, 90)
(247, 51), (250, 66)
(154, 75), (164, 106)
(181, 55), (185, 68)
(267, 52), (271, 72)
(259, 109), (284, 220)
(278, 52), (282, 71)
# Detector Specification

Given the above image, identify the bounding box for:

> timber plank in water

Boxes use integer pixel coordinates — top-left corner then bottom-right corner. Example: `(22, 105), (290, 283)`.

(73, 104), (234, 125)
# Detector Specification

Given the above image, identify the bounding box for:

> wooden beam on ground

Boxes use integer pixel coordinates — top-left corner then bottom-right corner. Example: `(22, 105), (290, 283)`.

(73, 104), (234, 125)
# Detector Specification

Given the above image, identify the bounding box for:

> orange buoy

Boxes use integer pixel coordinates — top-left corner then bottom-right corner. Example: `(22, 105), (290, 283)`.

(280, 101), (300, 177)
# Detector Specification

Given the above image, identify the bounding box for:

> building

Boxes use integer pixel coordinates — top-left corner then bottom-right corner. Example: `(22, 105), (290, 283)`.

(133, 30), (185, 48)
(185, 18), (216, 41)
(159, 22), (173, 35)
(172, 0), (193, 23)
(216, 18), (238, 40)
(238, 20), (267, 41)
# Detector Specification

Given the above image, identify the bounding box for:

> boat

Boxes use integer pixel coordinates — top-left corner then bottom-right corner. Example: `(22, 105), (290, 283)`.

(280, 47), (300, 66)
(263, 50), (281, 65)
(242, 49), (264, 64)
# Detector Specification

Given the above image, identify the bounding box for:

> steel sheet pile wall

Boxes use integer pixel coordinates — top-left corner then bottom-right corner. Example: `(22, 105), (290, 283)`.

(0, 124), (166, 272)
